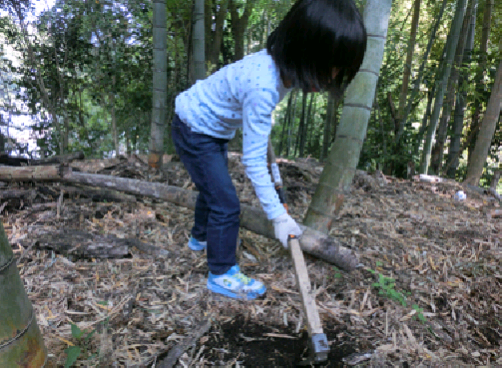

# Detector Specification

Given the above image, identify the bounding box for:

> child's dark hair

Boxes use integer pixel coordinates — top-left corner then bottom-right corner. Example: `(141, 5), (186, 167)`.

(267, 0), (367, 96)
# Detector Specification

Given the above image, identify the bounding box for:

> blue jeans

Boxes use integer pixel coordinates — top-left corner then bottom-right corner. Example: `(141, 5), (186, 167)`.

(172, 114), (240, 275)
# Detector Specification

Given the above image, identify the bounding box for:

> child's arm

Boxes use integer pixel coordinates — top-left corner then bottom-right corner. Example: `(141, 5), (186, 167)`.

(242, 87), (303, 247)
(241, 88), (286, 220)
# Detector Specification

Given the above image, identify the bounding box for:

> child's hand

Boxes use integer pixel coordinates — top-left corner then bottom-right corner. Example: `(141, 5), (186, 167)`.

(272, 213), (303, 248)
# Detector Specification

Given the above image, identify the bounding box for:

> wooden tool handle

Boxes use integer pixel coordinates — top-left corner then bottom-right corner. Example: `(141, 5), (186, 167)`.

(288, 235), (324, 336)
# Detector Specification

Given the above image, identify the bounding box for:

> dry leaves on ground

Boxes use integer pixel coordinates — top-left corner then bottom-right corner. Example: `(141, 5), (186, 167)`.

(1, 153), (500, 367)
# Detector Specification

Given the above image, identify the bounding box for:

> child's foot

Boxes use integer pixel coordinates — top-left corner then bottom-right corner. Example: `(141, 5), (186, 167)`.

(207, 265), (266, 300)
(188, 236), (207, 251)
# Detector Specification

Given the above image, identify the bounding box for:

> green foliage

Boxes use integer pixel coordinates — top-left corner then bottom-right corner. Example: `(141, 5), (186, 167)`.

(412, 304), (427, 323)
(64, 323), (97, 368)
(332, 266), (343, 279)
(64, 346), (81, 368)
(371, 272), (407, 307)
(369, 269), (428, 322)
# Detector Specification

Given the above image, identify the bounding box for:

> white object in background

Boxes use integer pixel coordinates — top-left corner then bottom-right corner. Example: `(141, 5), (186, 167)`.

(454, 190), (466, 201)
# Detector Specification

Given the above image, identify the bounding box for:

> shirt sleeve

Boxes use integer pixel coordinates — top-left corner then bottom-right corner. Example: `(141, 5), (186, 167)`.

(241, 88), (287, 220)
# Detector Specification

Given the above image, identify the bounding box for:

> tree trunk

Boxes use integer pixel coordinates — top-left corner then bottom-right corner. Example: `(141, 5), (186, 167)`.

(14, 6), (59, 151)
(307, 95), (318, 154)
(445, 0), (479, 177)
(229, 0), (255, 61)
(110, 90), (119, 157)
(464, 57), (502, 185)
(0, 222), (47, 366)
(297, 91), (308, 157)
(375, 95), (388, 161)
(397, 0), (421, 122)
(420, 0), (468, 174)
(397, 0), (448, 144)
(208, 0), (229, 71)
(304, 93), (315, 155)
(303, 0), (393, 233)
(431, 0), (475, 174)
(63, 113), (69, 154)
(286, 91), (299, 157)
(321, 93), (336, 162)
(467, 0), (494, 164)
(413, 84), (435, 157)
(279, 92), (294, 155)
(149, 0), (168, 169)
(193, 0), (206, 81)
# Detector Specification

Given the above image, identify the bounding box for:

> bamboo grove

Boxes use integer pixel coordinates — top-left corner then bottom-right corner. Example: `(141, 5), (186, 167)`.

(0, 0), (501, 186)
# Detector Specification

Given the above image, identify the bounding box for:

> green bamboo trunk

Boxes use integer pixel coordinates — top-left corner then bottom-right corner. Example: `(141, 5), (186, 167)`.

(420, 0), (468, 174)
(149, 0), (168, 169)
(303, 0), (393, 233)
(465, 56), (502, 185)
(0, 222), (47, 367)
(192, 0), (206, 82)
(397, 0), (448, 144)
(446, 0), (479, 177)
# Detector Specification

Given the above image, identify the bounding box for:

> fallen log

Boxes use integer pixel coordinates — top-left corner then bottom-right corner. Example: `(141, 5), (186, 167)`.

(0, 189), (36, 200)
(31, 151), (85, 165)
(0, 164), (64, 181)
(0, 165), (359, 270)
(62, 185), (137, 203)
(0, 154), (29, 166)
(62, 169), (359, 271)
(20, 229), (169, 258)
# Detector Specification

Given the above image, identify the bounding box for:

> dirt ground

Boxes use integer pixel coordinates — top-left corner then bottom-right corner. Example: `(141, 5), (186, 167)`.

(2, 153), (501, 367)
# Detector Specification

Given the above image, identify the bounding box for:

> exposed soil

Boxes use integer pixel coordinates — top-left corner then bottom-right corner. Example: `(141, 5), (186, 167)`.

(192, 315), (357, 367)
(1, 153), (500, 367)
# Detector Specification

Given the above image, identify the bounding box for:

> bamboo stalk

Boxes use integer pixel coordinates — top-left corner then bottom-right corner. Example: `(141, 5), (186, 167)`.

(0, 222), (47, 366)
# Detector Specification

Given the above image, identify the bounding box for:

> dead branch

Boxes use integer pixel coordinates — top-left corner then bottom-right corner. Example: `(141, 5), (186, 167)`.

(0, 189), (36, 200)
(20, 229), (169, 258)
(157, 320), (212, 368)
(62, 185), (137, 203)
(31, 152), (85, 165)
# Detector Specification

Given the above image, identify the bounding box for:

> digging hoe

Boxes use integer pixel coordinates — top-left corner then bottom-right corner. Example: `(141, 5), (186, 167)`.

(267, 139), (329, 365)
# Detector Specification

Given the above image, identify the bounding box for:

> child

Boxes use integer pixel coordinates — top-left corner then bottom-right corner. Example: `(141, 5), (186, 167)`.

(172, 0), (367, 300)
